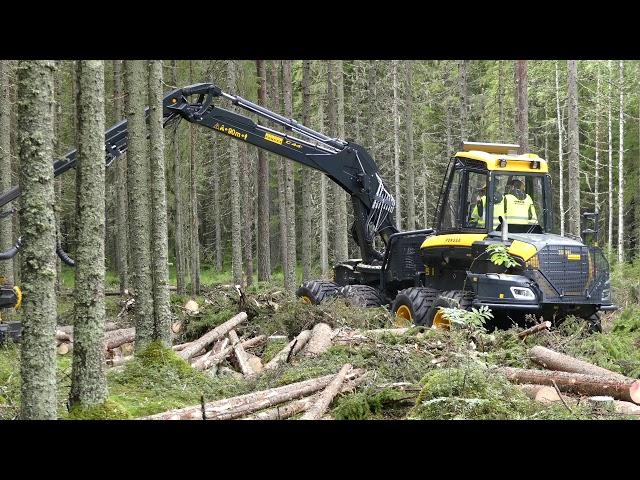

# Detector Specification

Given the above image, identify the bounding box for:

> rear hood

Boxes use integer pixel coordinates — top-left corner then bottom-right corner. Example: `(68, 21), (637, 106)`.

(507, 233), (585, 251)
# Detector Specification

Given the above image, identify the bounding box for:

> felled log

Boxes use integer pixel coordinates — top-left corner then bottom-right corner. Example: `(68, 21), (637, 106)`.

(172, 342), (191, 351)
(241, 372), (366, 420)
(57, 342), (72, 355)
(179, 312), (248, 360)
(301, 364), (352, 420)
(518, 384), (562, 404)
(263, 330), (312, 371)
(193, 336), (264, 372)
(529, 346), (630, 382)
(55, 330), (72, 342)
(104, 328), (136, 350)
(518, 321), (551, 339)
(228, 330), (254, 377)
(57, 321), (118, 338)
(141, 368), (364, 420)
(302, 323), (332, 357)
(496, 366), (640, 403)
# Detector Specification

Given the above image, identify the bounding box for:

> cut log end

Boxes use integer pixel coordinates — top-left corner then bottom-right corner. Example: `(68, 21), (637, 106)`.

(631, 381), (640, 404)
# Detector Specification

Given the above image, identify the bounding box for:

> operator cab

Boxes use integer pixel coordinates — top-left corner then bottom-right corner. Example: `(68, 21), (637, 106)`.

(434, 142), (552, 236)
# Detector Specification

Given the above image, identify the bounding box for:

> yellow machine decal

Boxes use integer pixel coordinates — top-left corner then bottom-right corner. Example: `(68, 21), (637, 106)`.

(264, 132), (284, 145)
(212, 123), (248, 141)
(421, 234), (487, 249)
(567, 254), (581, 261)
(507, 240), (538, 261)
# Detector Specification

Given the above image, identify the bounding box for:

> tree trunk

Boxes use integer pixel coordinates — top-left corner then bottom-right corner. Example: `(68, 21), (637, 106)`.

(404, 61), (415, 231)
(567, 60), (580, 238)
(227, 60), (244, 286)
(515, 60), (529, 154)
(263, 329), (312, 371)
(228, 329), (254, 377)
(241, 141), (254, 286)
(496, 367), (640, 403)
(113, 60), (128, 293)
(329, 60), (348, 263)
(17, 60), (57, 419)
(301, 60), (313, 282)
(171, 61), (186, 295)
(104, 328), (135, 350)
(498, 60), (505, 142)
(317, 62), (329, 277)
(282, 60), (296, 290)
(608, 60), (613, 253)
(555, 61), (565, 236)
(301, 364), (352, 420)
(124, 60), (154, 352)
(528, 346), (630, 382)
(594, 64), (600, 218)
(148, 60), (172, 345)
(69, 60), (108, 408)
(518, 384), (562, 404)
(188, 61), (201, 294)
(178, 311), (247, 360)
(0, 61), (14, 284)
(142, 368), (364, 420)
(618, 60), (624, 263)
(212, 134), (222, 272)
(255, 60), (271, 281)
(458, 60), (469, 142)
(392, 60), (402, 230)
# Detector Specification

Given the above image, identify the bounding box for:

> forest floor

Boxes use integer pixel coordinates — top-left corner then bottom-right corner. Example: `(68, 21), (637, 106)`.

(1, 262), (640, 420)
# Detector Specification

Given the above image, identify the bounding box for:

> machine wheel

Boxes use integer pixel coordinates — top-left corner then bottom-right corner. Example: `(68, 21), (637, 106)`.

(391, 287), (439, 327)
(425, 290), (475, 330)
(585, 312), (603, 334)
(296, 280), (341, 305)
(340, 284), (387, 308)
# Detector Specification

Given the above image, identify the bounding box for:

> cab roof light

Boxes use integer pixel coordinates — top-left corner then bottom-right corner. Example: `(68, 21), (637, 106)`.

(462, 142), (520, 155)
(531, 160), (540, 169)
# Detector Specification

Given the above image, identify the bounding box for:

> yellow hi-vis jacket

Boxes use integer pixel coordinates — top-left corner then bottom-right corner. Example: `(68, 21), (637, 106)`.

(470, 196), (503, 229)
(502, 193), (537, 225)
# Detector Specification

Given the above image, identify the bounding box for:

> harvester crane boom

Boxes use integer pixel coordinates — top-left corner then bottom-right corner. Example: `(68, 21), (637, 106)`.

(0, 83), (398, 264)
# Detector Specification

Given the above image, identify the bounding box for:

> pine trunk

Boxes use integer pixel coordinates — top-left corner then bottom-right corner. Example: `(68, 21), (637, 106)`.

(255, 60), (271, 281)
(189, 61), (201, 294)
(594, 65), (600, 217)
(330, 60), (348, 263)
(172, 61), (186, 294)
(404, 61), (415, 230)
(124, 60), (154, 352)
(515, 60), (529, 154)
(0, 61), (12, 284)
(148, 60), (172, 345)
(283, 60), (296, 290)
(301, 60), (313, 282)
(618, 60), (624, 263)
(227, 60), (243, 286)
(271, 61), (287, 281)
(555, 61), (565, 236)
(458, 60), (469, 142)
(240, 139), (254, 286)
(498, 60), (505, 141)
(392, 60), (402, 230)
(70, 60), (108, 408)
(318, 62), (329, 277)
(113, 60), (128, 293)
(567, 60), (580, 238)
(17, 60), (58, 419)
(608, 60), (613, 253)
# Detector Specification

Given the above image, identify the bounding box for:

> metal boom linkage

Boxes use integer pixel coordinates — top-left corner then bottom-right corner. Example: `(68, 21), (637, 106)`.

(0, 83), (397, 264)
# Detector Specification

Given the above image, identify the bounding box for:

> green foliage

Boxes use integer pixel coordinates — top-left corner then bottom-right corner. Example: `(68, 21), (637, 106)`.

(438, 305), (493, 330)
(67, 400), (130, 420)
(332, 387), (415, 420)
(486, 243), (519, 269)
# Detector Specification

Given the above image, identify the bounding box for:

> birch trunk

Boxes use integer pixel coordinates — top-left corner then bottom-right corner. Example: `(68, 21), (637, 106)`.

(404, 61), (415, 230)
(301, 60), (313, 282)
(283, 60), (296, 290)
(618, 60), (624, 263)
(515, 60), (529, 154)
(392, 60), (402, 230)
(458, 60), (469, 142)
(227, 60), (243, 286)
(555, 61), (565, 236)
(608, 60), (613, 253)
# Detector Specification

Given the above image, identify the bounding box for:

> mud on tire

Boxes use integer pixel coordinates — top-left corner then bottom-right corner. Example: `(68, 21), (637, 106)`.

(296, 280), (341, 305)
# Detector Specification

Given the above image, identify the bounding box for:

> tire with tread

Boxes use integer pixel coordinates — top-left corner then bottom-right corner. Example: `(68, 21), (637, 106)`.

(340, 284), (387, 307)
(391, 287), (439, 326)
(425, 290), (475, 328)
(585, 311), (603, 334)
(296, 280), (341, 305)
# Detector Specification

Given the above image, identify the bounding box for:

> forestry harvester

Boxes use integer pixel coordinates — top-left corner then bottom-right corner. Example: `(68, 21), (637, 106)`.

(0, 83), (616, 341)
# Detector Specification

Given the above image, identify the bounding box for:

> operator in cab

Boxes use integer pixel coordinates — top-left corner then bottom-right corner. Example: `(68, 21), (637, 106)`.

(502, 179), (537, 225)
(469, 186), (503, 229)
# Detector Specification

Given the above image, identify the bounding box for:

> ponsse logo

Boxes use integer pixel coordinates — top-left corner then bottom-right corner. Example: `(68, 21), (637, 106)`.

(444, 237), (461, 243)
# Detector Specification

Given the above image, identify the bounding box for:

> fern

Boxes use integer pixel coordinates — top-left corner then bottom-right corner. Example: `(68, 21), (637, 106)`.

(486, 243), (519, 269)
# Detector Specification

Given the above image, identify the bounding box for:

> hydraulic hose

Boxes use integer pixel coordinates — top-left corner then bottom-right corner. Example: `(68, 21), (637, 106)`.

(56, 244), (75, 267)
(0, 237), (22, 260)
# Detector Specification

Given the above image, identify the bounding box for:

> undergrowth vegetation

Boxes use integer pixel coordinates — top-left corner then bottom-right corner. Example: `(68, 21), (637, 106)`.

(1, 265), (640, 419)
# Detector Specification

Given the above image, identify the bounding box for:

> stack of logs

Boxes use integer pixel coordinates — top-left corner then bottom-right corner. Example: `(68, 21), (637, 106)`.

(499, 346), (640, 414)
(55, 323), (135, 365)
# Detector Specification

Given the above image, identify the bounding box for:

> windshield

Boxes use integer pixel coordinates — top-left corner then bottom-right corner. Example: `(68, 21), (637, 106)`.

(492, 174), (547, 233)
